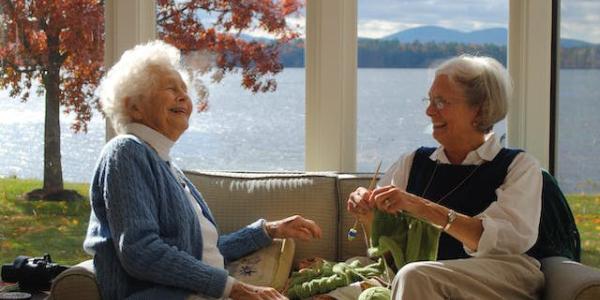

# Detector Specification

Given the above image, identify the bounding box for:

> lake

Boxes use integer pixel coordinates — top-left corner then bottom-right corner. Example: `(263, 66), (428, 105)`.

(0, 68), (598, 193)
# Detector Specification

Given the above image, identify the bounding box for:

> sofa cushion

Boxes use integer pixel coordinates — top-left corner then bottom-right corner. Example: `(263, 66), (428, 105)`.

(227, 238), (295, 290)
(185, 171), (339, 263)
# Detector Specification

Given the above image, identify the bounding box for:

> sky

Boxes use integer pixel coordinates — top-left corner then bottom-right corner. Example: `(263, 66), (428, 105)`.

(355, 0), (600, 43)
(246, 0), (600, 44)
(356, 0), (509, 38)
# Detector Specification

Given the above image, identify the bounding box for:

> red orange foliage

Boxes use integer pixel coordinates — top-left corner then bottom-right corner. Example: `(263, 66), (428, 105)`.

(157, 0), (303, 94)
(0, 0), (301, 194)
(0, 0), (303, 129)
(0, 0), (104, 132)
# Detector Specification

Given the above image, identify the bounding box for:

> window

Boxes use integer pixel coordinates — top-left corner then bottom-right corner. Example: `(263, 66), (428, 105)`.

(356, 0), (508, 171)
(555, 0), (600, 195)
(156, 2), (306, 171)
(175, 70), (305, 171)
(0, 2), (105, 183)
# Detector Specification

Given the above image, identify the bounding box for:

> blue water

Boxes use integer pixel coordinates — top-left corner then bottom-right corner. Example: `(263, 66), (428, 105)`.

(0, 68), (598, 193)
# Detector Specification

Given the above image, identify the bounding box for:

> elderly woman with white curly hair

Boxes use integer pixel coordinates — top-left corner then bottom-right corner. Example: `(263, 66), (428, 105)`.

(348, 55), (545, 299)
(83, 40), (322, 300)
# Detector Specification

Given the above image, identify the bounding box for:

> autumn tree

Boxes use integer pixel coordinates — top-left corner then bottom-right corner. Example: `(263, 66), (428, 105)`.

(0, 0), (302, 200)
(0, 0), (103, 200)
(156, 0), (303, 95)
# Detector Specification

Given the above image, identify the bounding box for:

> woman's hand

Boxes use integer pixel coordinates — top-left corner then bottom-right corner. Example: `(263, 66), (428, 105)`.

(266, 215), (322, 240)
(230, 281), (288, 300)
(371, 185), (421, 214)
(346, 187), (374, 224)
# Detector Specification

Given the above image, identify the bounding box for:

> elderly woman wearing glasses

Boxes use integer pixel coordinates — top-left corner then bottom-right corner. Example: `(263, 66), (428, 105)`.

(83, 40), (322, 300)
(347, 55), (544, 299)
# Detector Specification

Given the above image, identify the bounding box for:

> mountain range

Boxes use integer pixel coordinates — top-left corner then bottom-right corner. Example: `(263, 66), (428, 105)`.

(381, 26), (595, 48)
(246, 25), (599, 68)
(243, 25), (596, 48)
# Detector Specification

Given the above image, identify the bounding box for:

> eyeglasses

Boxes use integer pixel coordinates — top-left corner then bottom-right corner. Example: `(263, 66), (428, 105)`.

(422, 97), (450, 110)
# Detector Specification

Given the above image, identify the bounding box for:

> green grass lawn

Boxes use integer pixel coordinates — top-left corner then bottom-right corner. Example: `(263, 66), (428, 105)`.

(1, 177), (599, 269)
(569, 194), (600, 267)
(0, 178), (92, 266)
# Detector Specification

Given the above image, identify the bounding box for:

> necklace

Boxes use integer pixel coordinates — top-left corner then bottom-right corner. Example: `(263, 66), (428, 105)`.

(420, 161), (482, 205)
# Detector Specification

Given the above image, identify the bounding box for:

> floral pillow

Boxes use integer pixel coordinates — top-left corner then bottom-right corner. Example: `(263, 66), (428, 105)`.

(227, 238), (295, 290)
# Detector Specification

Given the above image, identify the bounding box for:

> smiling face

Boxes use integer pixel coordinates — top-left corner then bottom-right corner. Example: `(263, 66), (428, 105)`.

(127, 66), (192, 141)
(426, 74), (483, 152)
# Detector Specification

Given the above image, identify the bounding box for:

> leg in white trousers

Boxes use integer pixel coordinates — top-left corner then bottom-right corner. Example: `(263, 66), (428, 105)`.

(391, 255), (544, 300)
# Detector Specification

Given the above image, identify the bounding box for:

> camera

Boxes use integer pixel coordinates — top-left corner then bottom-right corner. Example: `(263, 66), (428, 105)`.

(1, 254), (69, 291)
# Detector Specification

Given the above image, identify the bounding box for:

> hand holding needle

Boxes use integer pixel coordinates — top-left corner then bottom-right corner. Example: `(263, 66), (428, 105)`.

(348, 161), (382, 241)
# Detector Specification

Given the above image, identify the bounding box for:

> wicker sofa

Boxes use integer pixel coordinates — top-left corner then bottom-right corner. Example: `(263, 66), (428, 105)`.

(49, 171), (600, 300)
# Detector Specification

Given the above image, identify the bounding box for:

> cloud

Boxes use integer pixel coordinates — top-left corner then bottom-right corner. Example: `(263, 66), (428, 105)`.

(358, 20), (417, 39)
(561, 1), (600, 43)
(225, 0), (599, 44)
(357, 0), (508, 36)
(355, 0), (598, 43)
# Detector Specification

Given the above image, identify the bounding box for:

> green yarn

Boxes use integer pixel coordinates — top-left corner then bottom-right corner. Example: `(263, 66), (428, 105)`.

(285, 259), (386, 300)
(358, 286), (391, 300)
(368, 210), (441, 270)
(286, 211), (440, 299)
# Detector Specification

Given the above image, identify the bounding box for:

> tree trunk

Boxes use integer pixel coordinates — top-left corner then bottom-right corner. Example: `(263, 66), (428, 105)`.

(42, 39), (63, 194)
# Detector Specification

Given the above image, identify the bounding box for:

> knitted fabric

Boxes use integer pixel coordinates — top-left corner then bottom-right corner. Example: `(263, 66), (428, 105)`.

(285, 259), (386, 299)
(358, 286), (391, 300)
(368, 210), (441, 271)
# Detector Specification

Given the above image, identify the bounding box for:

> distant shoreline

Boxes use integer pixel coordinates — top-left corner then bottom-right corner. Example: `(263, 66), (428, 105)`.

(281, 66), (600, 70)
(278, 40), (600, 69)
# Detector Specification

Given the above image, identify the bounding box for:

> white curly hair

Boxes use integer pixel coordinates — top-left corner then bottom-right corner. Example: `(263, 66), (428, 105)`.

(97, 40), (190, 134)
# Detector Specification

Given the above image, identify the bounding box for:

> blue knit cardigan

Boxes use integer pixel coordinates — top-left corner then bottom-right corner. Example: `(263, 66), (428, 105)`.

(83, 135), (272, 299)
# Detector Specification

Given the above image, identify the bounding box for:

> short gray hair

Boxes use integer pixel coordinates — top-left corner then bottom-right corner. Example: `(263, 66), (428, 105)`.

(97, 40), (189, 134)
(435, 55), (512, 133)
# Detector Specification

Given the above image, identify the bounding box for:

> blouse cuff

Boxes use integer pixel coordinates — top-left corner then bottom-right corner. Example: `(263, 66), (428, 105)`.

(249, 219), (274, 248)
(464, 215), (499, 257)
(223, 276), (236, 298)
(261, 219), (272, 238)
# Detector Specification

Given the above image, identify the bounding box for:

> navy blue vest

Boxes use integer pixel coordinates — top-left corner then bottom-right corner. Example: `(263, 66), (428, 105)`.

(406, 147), (522, 260)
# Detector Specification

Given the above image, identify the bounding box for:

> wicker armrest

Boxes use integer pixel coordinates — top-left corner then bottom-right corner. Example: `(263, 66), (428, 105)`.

(48, 259), (100, 300)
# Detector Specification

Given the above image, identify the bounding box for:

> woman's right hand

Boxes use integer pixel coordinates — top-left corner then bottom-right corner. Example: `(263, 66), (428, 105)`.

(230, 281), (288, 300)
(346, 187), (374, 223)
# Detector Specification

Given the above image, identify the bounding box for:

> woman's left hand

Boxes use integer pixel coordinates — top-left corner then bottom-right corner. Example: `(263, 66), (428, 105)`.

(371, 185), (421, 214)
(266, 215), (322, 241)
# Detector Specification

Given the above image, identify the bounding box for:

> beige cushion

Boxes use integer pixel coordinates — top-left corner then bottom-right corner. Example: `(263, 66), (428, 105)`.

(337, 174), (377, 260)
(541, 256), (600, 300)
(48, 259), (100, 300)
(227, 238), (295, 290)
(186, 171), (339, 262)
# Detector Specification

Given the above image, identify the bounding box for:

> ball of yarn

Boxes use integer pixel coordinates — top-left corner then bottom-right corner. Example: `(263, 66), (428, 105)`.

(358, 286), (391, 300)
(347, 228), (358, 240)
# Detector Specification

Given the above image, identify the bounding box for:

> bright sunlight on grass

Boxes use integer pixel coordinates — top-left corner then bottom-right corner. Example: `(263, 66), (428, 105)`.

(0, 177), (599, 268)
(0, 178), (92, 266)
(568, 194), (600, 267)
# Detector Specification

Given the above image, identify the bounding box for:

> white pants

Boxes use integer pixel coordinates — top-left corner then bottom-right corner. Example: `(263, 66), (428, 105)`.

(391, 255), (544, 300)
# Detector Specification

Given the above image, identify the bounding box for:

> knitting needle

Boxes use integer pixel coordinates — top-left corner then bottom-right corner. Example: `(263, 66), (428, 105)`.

(348, 161), (382, 241)
(367, 160), (382, 191)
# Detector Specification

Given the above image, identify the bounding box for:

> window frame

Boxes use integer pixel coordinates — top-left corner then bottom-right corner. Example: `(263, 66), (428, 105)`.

(105, 0), (556, 172)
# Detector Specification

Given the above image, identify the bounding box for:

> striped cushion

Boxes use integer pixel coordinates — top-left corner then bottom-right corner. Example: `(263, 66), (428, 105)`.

(185, 171), (339, 262)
